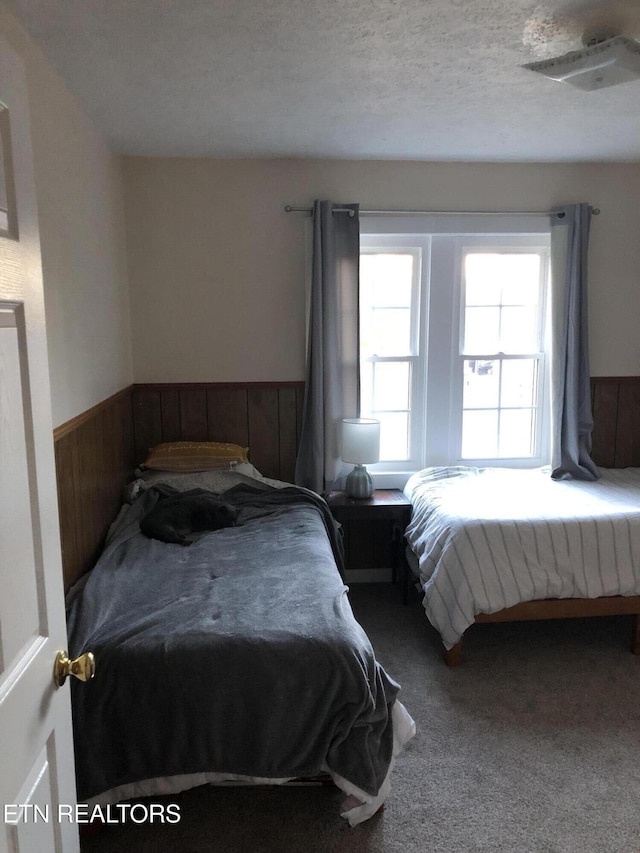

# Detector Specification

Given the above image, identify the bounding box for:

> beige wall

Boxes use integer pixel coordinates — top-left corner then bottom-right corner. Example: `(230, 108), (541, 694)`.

(1, 4), (133, 427)
(124, 157), (640, 383)
(3, 0), (637, 411)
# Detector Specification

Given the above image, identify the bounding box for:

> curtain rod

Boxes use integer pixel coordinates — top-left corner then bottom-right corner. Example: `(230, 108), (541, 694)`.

(284, 205), (600, 217)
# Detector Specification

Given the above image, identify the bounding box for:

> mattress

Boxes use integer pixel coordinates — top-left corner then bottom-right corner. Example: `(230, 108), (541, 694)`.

(403, 466), (640, 649)
(66, 471), (414, 825)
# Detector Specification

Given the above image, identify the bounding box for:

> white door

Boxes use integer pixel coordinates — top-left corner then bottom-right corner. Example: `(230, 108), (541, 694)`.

(0, 37), (80, 853)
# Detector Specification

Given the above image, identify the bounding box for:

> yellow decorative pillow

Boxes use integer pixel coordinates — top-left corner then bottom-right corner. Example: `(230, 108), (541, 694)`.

(143, 441), (249, 472)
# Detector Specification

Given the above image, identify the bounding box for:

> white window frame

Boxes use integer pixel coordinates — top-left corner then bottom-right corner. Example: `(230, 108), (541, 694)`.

(359, 216), (551, 489)
(450, 238), (551, 468)
(359, 237), (429, 475)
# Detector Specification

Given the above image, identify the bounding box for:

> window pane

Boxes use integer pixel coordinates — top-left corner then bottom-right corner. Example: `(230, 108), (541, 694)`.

(361, 253), (413, 307)
(463, 307), (500, 353)
(360, 249), (418, 464)
(466, 253), (540, 306)
(464, 252), (542, 356)
(360, 361), (374, 414)
(500, 306), (538, 352)
(361, 252), (415, 356)
(378, 412), (409, 461)
(373, 362), (410, 410)
(499, 409), (535, 457)
(461, 410), (498, 458)
(465, 255), (502, 305)
(501, 360), (537, 408)
(364, 308), (411, 356)
(463, 359), (499, 408)
(499, 255), (540, 305)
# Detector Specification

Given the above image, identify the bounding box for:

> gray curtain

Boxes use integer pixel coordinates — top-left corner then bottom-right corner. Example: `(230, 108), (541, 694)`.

(549, 203), (599, 480)
(294, 200), (360, 495)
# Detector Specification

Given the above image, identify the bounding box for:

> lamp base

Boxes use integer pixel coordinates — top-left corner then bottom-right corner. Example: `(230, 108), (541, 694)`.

(345, 464), (374, 499)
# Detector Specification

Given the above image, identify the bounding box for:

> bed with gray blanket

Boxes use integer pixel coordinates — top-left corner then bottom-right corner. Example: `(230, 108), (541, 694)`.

(66, 468), (414, 825)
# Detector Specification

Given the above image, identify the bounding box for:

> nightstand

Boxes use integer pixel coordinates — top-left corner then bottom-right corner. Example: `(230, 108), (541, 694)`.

(326, 489), (412, 589)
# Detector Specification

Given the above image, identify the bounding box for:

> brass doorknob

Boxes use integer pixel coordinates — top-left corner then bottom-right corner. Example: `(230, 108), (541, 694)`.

(53, 650), (96, 688)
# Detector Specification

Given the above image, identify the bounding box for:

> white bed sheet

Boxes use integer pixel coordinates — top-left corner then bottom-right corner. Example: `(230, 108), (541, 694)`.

(403, 466), (640, 649)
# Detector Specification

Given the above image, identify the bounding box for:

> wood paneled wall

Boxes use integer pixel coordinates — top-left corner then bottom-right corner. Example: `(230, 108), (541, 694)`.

(53, 376), (640, 591)
(131, 383), (305, 481)
(591, 377), (640, 468)
(54, 382), (305, 590)
(54, 388), (135, 591)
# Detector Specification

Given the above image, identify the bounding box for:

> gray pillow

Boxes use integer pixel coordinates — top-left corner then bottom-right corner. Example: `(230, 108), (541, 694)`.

(123, 467), (262, 503)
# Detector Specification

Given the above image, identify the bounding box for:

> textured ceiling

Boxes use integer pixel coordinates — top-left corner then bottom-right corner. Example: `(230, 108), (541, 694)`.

(8, 0), (640, 161)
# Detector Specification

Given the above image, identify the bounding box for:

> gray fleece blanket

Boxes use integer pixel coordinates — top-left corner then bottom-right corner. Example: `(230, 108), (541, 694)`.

(66, 483), (399, 802)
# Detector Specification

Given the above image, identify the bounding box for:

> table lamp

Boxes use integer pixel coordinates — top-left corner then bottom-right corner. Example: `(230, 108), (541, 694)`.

(341, 418), (380, 499)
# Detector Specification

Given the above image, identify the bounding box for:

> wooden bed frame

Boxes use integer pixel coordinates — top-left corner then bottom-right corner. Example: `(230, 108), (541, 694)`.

(53, 376), (640, 661)
(443, 598), (640, 666)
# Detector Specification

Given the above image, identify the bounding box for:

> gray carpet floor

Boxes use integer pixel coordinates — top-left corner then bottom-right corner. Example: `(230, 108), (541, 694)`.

(80, 583), (640, 853)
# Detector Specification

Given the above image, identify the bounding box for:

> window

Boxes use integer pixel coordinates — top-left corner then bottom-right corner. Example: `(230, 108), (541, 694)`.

(359, 217), (550, 484)
(459, 251), (546, 461)
(360, 247), (422, 466)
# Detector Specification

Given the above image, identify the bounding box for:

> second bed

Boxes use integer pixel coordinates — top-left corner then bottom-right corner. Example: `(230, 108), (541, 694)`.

(403, 465), (640, 664)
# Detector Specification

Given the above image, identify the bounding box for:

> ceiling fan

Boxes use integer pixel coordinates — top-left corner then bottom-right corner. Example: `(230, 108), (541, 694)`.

(521, 3), (640, 90)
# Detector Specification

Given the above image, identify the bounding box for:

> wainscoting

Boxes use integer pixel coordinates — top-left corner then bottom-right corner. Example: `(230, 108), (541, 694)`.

(131, 383), (304, 483)
(591, 377), (640, 468)
(54, 382), (305, 589)
(53, 376), (640, 590)
(54, 388), (135, 591)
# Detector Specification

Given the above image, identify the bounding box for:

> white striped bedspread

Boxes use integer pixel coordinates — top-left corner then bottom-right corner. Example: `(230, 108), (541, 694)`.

(403, 466), (640, 650)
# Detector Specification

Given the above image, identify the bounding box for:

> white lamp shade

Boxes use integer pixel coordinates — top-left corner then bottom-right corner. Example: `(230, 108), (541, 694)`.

(341, 418), (380, 464)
